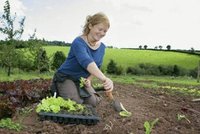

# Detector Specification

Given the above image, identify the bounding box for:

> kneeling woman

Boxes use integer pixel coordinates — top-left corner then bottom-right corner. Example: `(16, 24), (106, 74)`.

(51, 12), (114, 107)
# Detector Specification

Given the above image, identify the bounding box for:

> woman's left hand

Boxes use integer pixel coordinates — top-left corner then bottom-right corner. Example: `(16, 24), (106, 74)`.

(84, 79), (92, 88)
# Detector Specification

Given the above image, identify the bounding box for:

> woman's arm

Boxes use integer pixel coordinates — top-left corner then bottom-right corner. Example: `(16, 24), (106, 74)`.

(87, 62), (113, 91)
(87, 62), (106, 81)
(87, 74), (94, 81)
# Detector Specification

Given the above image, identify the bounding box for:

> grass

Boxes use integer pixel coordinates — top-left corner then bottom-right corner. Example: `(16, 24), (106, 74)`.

(110, 74), (200, 86)
(0, 68), (53, 81)
(110, 74), (200, 96)
(42, 46), (200, 71)
(1, 69), (200, 96)
(1, 46), (200, 96)
(1, 67), (199, 86)
(103, 49), (200, 70)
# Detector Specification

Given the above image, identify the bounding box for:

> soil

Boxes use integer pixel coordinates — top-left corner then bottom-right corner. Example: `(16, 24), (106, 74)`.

(0, 82), (200, 134)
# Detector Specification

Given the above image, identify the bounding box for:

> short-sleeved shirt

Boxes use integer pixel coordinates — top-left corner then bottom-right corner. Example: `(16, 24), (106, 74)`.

(57, 36), (106, 81)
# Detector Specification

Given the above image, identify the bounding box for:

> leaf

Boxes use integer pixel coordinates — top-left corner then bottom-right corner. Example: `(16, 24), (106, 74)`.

(150, 118), (159, 129)
(144, 121), (150, 134)
(36, 96), (86, 114)
(119, 111), (132, 117)
(79, 77), (85, 88)
(144, 118), (159, 134)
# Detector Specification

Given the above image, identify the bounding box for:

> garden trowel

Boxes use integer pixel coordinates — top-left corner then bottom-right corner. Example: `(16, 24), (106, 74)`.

(105, 91), (124, 112)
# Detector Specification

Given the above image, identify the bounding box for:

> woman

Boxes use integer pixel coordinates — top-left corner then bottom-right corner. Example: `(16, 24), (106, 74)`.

(51, 12), (113, 107)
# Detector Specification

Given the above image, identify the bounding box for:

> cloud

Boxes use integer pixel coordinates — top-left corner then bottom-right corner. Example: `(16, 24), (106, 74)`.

(0, 0), (26, 16)
(1, 0), (200, 49)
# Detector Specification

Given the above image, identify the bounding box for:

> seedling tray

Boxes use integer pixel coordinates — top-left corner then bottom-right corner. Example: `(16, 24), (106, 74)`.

(38, 106), (100, 125)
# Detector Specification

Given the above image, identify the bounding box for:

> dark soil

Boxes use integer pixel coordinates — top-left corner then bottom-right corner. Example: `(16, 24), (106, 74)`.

(0, 82), (200, 134)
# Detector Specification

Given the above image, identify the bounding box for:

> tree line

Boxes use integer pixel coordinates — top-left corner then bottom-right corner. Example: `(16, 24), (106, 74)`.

(0, 0), (69, 76)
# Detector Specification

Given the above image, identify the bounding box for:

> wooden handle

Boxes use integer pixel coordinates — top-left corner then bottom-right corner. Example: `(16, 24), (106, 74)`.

(105, 91), (114, 100)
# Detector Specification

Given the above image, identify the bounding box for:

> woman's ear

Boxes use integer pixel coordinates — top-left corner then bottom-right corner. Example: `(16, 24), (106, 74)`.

(88, 23), (93, 30)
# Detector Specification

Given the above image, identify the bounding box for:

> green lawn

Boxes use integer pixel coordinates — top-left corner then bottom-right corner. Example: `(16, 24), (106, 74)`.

(43, 46), (200, 71)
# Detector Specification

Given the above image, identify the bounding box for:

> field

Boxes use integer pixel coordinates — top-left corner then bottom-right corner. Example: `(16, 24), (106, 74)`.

(0, 76), (200, 134)
(0, 47), (200, 133)
(44, 46), (200, 70)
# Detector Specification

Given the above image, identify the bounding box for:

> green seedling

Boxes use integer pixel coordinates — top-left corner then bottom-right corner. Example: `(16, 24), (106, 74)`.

(119, 103), (132, 117)
(36, 96), (86, 114)
(177, 114), (191, 123)
(119, 111), (132, 117)
(144, 118), (159, 134)
(0, 118), (22, 131)
(80, 77), (85, 88)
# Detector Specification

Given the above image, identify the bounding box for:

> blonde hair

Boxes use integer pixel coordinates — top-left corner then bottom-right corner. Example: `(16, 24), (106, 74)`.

(82, 12), (110, 35)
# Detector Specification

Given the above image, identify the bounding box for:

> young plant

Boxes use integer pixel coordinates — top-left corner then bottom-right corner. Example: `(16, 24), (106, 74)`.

(119, 103), (132, 117)
(79, 77), (85, 88)
(36, 96), (86, 114)
(144, 118), (159, 134)
(177, 114), (191, 123)
(0, 118), (22, 131)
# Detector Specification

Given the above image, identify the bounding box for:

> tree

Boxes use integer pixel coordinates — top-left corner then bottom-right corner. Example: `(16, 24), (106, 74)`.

(107, 59), (117, 74)
(190, 47), (195, 53)
(166, 45), (171, 50)
(158, 45), (162, 50)
(0, 0), (25, 76)
(34, 48), (50, 73)
(139, 45), (142, 49)
(173, 65), (180, 76)
(144, 45), (148, 50)
(51, 51), (66, 70)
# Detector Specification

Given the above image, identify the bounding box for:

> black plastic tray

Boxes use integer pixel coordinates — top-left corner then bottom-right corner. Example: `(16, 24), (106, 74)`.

(38, 107), (100, 125)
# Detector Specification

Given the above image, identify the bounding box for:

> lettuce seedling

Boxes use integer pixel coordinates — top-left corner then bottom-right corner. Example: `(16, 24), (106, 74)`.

(144, 118), (159, 134)
(0, 118), (22, 131)
(36, 96), (86, 114)
(79, 77), (85, 88)
(119, 103), (132, 117)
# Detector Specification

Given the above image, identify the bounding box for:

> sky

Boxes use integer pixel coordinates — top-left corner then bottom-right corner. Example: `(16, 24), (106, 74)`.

(0, 0), (200, 50)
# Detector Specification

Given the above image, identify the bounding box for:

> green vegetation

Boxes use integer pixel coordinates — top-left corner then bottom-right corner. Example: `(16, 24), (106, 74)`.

(79, 77), (86, 88)
(0, 118), (22, 131)
(51, 51), (66, 70)
(110, 75), (200, 86)
(144, 118), (159, 134)
(119, 103), (132, 117)
(36, 96), (85, 114)
(104, 49), (200, 70)
(0, 68), (53, 81)
(110, 75), (200, 97)
(41, 46), (200, 71)
(44, 46), (69, 57)
(0, 0), (25, 76)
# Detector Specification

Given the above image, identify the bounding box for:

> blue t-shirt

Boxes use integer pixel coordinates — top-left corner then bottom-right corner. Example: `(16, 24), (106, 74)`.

(57, 36), (106, 80)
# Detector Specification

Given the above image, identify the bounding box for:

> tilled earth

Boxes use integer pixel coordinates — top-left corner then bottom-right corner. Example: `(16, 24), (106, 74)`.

(0, 83), (200, 134)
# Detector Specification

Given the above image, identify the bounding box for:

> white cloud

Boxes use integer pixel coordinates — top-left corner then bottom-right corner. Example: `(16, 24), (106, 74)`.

(0, 0), (26, 16)
(1, 0), (200, 49)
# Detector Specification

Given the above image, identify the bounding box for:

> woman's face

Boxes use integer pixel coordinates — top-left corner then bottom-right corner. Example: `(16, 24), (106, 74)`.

(89, 22), (109, 42)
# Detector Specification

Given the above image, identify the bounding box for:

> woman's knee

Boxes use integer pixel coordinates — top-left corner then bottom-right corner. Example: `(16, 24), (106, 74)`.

(57, 79), (83, 104)
(84, 94), (101, 107)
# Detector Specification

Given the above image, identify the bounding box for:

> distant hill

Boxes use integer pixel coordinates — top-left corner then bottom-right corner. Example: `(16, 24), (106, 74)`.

(44, 46), (200, 70)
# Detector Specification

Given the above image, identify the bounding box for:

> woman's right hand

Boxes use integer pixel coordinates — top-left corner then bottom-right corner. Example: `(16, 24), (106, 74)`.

(103, 77), (113, 92)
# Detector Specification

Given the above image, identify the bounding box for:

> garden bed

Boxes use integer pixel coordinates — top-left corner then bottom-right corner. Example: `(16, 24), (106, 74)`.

(0, 79), (200, 134)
